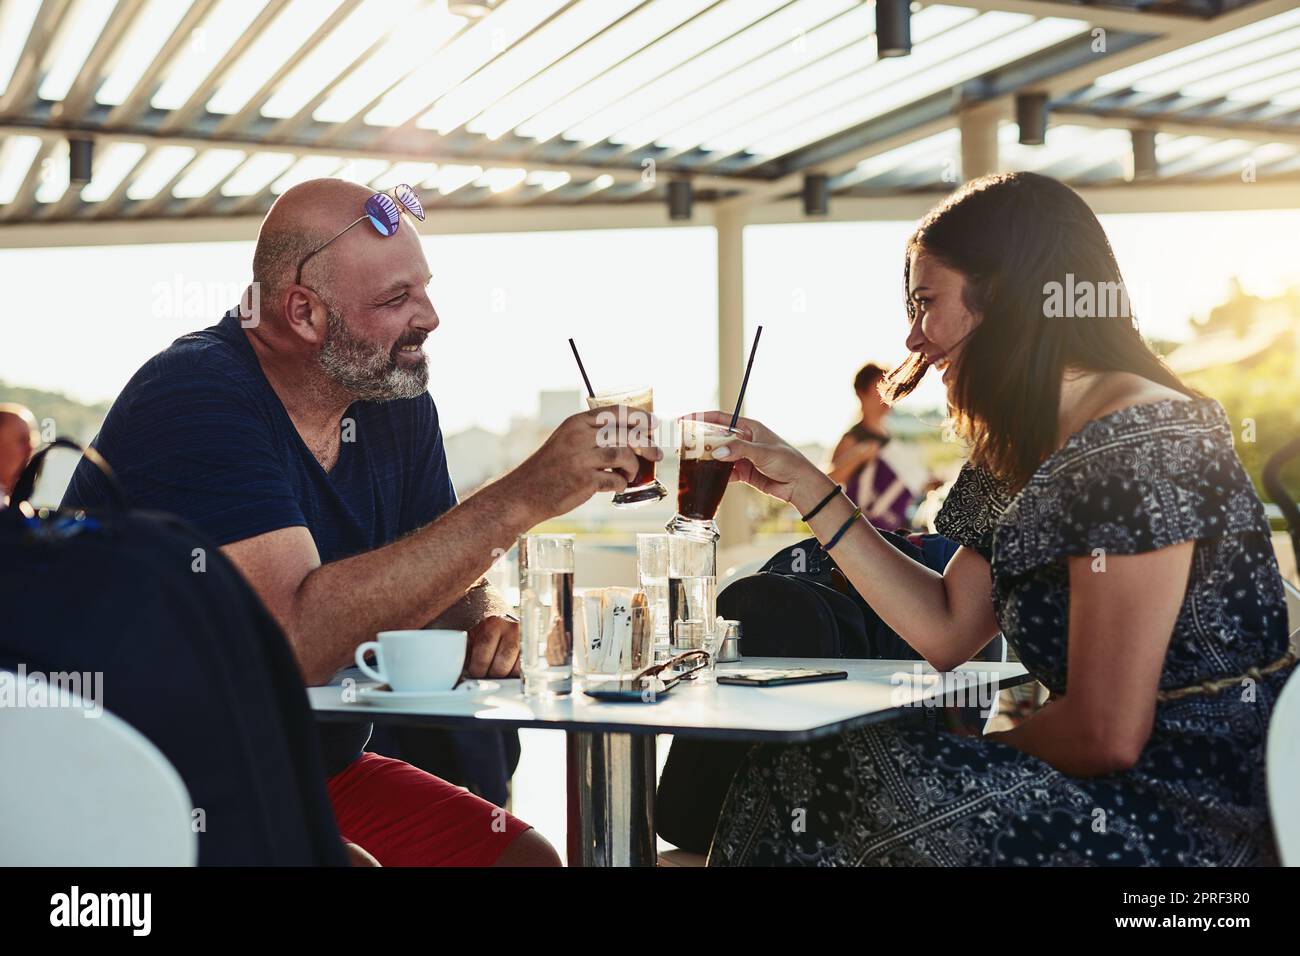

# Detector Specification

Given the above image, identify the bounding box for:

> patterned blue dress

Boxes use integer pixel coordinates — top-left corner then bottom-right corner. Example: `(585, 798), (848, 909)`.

(708, 398), (1293, 866)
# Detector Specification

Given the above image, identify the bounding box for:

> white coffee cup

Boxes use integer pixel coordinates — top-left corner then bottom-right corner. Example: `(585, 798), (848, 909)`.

(354, 630), (467, 692)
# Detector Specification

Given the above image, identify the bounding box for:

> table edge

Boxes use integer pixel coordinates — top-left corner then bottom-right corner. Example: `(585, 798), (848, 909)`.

(310, 670), (1035, 742)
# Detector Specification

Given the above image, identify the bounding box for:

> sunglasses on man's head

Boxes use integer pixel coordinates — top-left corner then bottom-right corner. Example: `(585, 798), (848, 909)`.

(295, 184), (426, 285)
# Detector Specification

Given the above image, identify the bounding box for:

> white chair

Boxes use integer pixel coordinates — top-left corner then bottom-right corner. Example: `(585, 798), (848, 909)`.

(1266, 579), (1300, 865)
(0, 672), (197, 866)
(1268, 663), (1300, 866)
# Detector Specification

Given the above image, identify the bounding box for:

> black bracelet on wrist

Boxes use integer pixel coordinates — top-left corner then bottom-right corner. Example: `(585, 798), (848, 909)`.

(823, 507), (863, 552)
(801, 483), (842, 523)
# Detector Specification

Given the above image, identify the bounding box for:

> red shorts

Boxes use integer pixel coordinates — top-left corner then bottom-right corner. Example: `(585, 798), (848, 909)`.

(326, 752), (532, 866)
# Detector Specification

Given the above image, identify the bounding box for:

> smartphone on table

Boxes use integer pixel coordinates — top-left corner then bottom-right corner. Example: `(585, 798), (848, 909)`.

(715, 668), (848, 687)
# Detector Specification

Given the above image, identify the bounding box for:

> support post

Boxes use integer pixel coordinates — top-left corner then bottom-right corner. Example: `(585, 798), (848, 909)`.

(715, 205), (752, 548)
(1131, 127), (1159, 180)
(959, 105), (1000, 181)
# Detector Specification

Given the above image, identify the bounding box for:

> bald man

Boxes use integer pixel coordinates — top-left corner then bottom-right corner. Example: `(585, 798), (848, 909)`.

(65, 179), (657, 867)
(0, 403), (38, 504)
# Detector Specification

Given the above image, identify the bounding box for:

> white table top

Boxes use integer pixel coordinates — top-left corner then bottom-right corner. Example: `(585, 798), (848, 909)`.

(309, 658), (1030, 743)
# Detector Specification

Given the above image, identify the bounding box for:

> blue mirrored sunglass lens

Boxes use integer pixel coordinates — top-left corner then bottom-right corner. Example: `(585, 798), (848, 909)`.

(365, 194), (401, 235)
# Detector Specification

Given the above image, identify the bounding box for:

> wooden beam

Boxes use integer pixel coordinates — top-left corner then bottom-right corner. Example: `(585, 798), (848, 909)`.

(7, 177), (1300, 247)
(1055, 108), (1300, 147)
(0, 119), (752, 193)
(932, 0), (1198, 35)
(0, 199), (717, 247)
(742, 179), (1300, 223)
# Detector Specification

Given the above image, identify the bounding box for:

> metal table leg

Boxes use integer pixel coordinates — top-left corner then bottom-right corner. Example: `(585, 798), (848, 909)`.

(566, 731), (656, 867)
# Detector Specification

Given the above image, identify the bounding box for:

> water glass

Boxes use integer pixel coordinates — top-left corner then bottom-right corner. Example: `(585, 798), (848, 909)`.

(636, 533), (671, 661)
(519, 534), (575, 698)
(667, 534), (716, 655)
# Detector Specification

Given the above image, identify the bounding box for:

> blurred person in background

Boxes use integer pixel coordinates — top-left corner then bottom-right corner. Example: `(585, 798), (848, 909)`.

(0, 404), (38, 506)
(826, 363), (928, 530)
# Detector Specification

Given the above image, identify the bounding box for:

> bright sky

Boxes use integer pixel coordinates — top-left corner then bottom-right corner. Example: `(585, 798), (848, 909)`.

(2, 208), (1298, 448)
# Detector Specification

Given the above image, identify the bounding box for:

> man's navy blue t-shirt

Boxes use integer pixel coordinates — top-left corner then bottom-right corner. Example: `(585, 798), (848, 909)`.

(64, 310), (458, 776)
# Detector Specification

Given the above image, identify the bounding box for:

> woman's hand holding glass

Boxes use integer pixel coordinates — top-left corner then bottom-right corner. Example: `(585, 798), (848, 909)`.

(689, 411), (836, 513)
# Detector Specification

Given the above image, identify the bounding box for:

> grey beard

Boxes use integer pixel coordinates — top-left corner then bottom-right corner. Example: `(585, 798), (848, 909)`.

(318, 306), (428, 402)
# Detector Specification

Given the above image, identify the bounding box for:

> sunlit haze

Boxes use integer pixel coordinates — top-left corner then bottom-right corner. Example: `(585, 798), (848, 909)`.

(3, 208), (1299, 447)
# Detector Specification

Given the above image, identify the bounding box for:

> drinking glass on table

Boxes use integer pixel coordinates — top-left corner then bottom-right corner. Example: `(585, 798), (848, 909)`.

(585, 385), (666, 507)
(519, 534), (575, 698)
(636, 533), (671, 662)
(666, 418), (739, 540)
(667, 533), (716, 659)
(574, 586), (654, 682)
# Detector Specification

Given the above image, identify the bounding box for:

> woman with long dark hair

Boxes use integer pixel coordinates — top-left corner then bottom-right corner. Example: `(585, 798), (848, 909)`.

(699, 172), (1294, 866)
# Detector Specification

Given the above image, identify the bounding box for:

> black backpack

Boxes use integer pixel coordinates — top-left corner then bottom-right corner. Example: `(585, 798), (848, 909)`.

(656, 530), (999, 856)
(0, 440), (346, 865)
(713, 530), (940, 661)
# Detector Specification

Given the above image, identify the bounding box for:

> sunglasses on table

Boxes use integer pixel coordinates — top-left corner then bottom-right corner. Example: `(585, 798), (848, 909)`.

(635, 650), (712, 689)
(582, 651), (714, 701)
(294, 183), (425, 285)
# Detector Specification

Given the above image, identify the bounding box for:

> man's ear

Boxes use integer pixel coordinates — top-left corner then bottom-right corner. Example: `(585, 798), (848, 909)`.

(282, 285), (328, 346)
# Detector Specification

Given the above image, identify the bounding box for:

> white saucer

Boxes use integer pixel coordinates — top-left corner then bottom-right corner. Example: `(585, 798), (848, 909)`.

(356, 681), (500, 707)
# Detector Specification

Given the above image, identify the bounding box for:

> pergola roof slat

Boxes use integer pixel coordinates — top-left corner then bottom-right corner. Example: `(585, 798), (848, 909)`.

(55, 0), (150, 121)
(82, 138), (149, 216)
(312, 0), (484, 143)
(0, 0), (75, 118)
(157, 0), (292, 136)
(0, 134), (54, 220)
(211, 0), (366, 137)
(102, 0), (218, 128)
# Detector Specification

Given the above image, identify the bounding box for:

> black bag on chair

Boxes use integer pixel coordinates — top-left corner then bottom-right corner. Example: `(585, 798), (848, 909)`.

(655, 530), (991, 856)
(712, 530), (939, 661)
(0, 440), (346, 865)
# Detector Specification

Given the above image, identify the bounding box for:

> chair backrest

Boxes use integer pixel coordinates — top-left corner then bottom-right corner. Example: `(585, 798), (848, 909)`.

(1268, 662), (1300, 866)
(0, 672), (197, 866)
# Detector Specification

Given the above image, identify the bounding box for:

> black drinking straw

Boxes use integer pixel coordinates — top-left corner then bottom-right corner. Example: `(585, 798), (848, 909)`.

(729, 325), (763, 430)
(568, 337), (595, 398)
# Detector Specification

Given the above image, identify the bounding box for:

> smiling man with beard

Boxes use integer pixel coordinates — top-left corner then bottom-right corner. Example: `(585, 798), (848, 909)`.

(63, 178), (656, 866)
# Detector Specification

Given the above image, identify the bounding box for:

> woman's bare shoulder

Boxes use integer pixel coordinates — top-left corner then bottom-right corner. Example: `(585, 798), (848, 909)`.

(1087, 372), (1191, 421)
